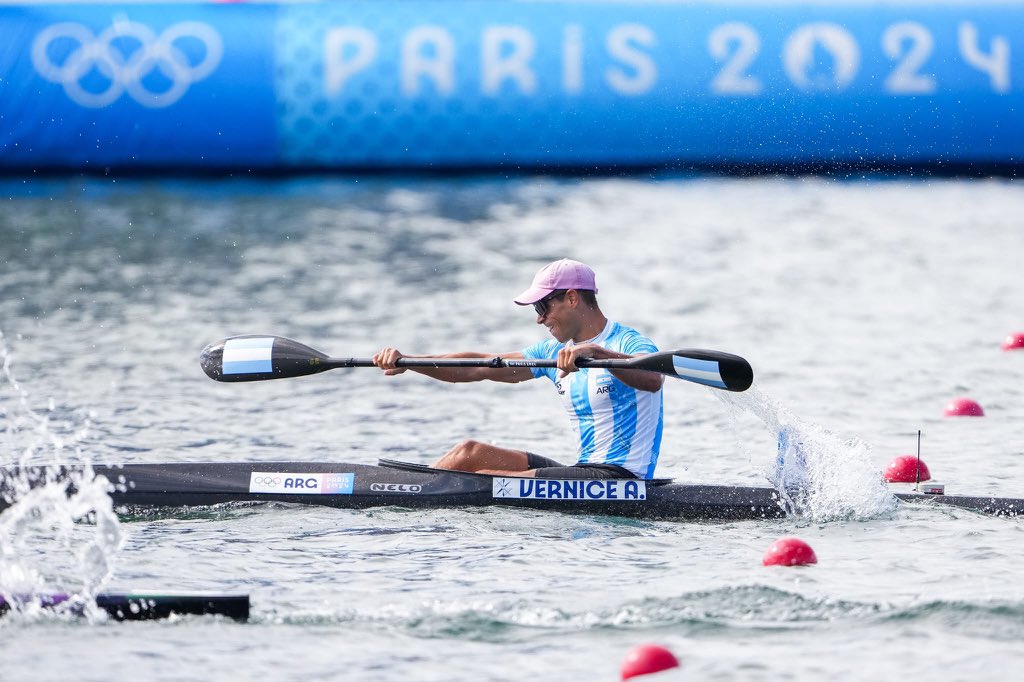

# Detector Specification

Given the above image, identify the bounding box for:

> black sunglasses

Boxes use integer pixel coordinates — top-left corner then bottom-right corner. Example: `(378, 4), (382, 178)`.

(533, 290), (568, 317)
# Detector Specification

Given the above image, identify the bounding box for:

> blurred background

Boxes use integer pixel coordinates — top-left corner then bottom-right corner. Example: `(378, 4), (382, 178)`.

(2, 2), (1024, 681)
(2, 0), (1021, 173)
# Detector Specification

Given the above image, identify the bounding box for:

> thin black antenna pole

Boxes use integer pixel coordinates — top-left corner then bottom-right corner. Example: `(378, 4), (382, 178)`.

(916, 429), (923, 488)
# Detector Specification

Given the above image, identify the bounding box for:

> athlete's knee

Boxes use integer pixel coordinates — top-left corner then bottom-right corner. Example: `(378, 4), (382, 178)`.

(453, 439), (483, 453)
(455, 439), (492, 463)
(436, 440), (485, 470)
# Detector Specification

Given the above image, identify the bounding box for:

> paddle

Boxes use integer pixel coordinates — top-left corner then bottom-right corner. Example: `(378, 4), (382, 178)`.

(201, 335), (753, 391)
(0, 593), (249, 622)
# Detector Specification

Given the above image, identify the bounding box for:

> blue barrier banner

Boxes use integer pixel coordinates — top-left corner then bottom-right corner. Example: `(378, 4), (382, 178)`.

(1, 1), (1021, 170)
(0, 4), (277, 168)
(276, 0), (1023, 168)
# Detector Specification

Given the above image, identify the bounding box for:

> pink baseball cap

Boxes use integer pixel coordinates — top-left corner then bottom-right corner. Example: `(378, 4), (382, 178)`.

(514, 259), (598, 305)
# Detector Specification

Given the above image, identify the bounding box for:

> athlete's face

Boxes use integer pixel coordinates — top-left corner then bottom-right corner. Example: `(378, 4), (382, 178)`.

(535, 290), (578, 343)
(532, 290), (566, 319)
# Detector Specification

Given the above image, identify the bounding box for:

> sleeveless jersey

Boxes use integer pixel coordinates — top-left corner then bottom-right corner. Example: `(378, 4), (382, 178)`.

(522, 320), (664, 479)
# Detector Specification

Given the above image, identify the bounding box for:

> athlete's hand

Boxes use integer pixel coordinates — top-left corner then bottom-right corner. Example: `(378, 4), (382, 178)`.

(373, 347), (408, 375)
(556, 343), (605, 377)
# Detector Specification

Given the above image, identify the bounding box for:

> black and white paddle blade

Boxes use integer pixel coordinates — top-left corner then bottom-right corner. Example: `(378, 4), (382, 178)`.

(632, 349), (753, 392)
(200, 335), (332, 382)
(94, 593), (250, 621)
(0, 593), (250, 622)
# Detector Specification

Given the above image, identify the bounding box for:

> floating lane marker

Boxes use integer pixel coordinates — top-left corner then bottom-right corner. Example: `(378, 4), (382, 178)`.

(671, 356), (726, 389)
(222, 337), (275, 375)
(249, 472), (355, 495)
(492, 478), (646, 501)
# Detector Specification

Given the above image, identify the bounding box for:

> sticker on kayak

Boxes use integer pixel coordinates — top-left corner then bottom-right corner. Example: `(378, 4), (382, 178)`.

(369, 483), (423, 493)
(248, 472), (354, 495)
(222, 337), (274, 375)
(671, 356), (726, 388)
(492, 478), (646, 501)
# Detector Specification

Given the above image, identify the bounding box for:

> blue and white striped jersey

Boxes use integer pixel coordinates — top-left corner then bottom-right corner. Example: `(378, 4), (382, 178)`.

(522, 320), (664, 479)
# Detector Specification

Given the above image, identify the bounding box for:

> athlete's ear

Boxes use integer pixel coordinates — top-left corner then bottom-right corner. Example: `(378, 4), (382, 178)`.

(565, 289), (579, 307)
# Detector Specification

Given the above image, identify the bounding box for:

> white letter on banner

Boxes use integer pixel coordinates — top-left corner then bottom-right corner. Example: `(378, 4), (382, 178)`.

(708, 22), (763, 95)
(606, 24), (657, 95)
(324, 27), (378, 97)
(402, 26), (455, 97)
(482, 26), (537, 95)
(783, 23), (860, 91)
(959, 22), (1010, 94)
(562, 24), (584, 95)
(882, 22), (936, 95)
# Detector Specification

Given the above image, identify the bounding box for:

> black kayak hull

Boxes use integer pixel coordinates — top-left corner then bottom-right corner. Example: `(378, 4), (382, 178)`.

(3, 460), (1022, 520)
(3, 460), (786, 521)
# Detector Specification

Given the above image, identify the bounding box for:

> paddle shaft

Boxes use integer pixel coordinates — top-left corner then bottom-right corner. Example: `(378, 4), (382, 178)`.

(319, 356), (656, 371)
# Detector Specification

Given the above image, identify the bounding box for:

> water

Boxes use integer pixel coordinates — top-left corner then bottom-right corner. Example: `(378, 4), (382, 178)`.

(2, 176), (1024, 680)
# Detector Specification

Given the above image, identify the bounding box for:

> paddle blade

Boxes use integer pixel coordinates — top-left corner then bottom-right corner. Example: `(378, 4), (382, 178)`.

(200, 335), (331, 382)
(635, 349), (753, 392)
(94, 593), (250, 622)
(0, 593), (249, 622)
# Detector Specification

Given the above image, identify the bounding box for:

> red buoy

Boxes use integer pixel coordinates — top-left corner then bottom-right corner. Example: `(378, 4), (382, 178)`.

(1002, 333), (1024, 351)
(884, 455), (931, 483)
(943, 397), (984, 417)
(621, 644), (680, 680)
(762, 537), (817, 566)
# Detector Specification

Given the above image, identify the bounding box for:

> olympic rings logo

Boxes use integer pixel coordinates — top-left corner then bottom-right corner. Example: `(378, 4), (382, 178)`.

(31, 21), (223, 108)
(252, 476), (282, 487)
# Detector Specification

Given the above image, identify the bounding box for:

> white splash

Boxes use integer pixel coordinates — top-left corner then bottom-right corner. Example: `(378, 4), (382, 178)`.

(1, 331), (124, 621)
(717, 386), (897, 522)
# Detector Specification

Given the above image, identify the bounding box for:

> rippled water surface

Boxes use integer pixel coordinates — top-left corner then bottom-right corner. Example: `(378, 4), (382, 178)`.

(2, 176), (1024, 680)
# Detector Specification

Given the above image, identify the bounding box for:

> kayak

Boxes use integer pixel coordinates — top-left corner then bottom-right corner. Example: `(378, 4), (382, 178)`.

(3, 459), (1021, 520)
(2, 459), (784, 521)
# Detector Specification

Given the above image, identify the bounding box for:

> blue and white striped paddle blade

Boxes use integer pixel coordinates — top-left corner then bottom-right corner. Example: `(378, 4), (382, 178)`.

(200, 335), (330, 382)
(664, 350), (753, 392)
(671, 355), (728, 389)
(222, 337), (275, 376)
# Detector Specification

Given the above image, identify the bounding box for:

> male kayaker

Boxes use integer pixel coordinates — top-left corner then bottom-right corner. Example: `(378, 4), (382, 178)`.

(372, 258), (664, 480)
